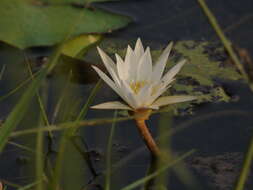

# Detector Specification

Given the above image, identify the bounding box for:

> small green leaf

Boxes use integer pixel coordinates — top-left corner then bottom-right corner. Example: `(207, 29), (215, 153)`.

(62, 34), (102, 57)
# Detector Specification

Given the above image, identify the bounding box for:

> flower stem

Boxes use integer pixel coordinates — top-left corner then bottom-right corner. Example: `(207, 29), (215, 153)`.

(134, 109), (160, 157)
(135, 119), (160, 157)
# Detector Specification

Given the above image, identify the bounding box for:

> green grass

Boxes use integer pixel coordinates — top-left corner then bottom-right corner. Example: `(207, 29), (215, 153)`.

(105, 110), (118, 190)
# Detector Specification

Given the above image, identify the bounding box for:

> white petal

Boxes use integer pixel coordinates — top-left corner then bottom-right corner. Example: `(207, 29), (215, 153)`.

(124, 45), (137, 81)
(161, 59), (186, 85)
(91, 101), (132, 110)
(134, 38), (145, 61)
(97, 47), (121, 85)
(137, 47), (152, 82)
(97, 47), (117, 73)
(114, 80), (137, 109)
(121, 80), (139, 109)
(152, 42), (173, 82)
(136, 84), (151, 106)
(125, 45), (134, 65)
(146, 85), (171, 105)
(148, 105), (159, 109)
(115, 54), (126, 81)
(92, 66), (122, 96)
(160, 78), (175, 90)
(88, 71), (131, 109)
(152, 95), (197, 107)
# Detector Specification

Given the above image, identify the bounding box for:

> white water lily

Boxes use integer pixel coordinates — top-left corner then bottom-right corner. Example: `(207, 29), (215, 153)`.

(91, 39), (196, 111)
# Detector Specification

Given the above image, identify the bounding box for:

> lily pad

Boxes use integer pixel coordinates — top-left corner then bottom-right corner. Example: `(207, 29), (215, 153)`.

(166, 41), (242, 103)
(0, 0), (130, 49)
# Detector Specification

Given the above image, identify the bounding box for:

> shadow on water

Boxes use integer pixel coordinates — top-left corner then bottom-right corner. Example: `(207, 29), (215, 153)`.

(0, 0), (253, 189)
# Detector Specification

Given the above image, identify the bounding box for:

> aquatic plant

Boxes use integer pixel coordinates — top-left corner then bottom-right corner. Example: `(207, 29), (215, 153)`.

(92, 39), (196, 156)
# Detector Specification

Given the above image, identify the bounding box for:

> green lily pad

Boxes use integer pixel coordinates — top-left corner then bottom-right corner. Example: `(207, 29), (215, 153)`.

(0, 0), (130, 49)
(165, 41), (242, 102)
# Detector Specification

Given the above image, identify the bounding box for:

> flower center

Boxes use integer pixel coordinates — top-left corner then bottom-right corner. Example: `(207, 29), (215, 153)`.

(130, 81), (146, 94)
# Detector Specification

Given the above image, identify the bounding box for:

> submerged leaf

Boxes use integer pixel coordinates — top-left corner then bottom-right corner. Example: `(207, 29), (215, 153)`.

(0, 0), (130, 49)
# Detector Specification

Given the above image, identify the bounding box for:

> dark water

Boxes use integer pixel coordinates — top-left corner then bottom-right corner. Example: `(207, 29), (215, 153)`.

(0, 0), (253, 189)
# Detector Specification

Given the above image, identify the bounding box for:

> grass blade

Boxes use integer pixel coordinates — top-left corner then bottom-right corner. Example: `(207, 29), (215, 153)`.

(105, 110), (118, 190)
(0, 68), (47, 152)
(197, 0), (253, 90)
(0, 39), (63, 151)
(10, 116), (134, 138)
(0, 71), (39, 102)
(69, 79), (102, 136)
(234, 137), (253, 190)
(0, 64), (6, 80)
(17, 181), (40, 190)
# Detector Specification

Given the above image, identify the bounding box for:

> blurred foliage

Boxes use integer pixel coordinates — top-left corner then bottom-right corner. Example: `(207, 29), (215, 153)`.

(0, 0), (130, 49)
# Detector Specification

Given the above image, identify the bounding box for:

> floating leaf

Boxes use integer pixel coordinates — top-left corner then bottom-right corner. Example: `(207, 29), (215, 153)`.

(167, 41), (242, 102)
(0, 0), (130, 49)
(156, 41), (242, 113)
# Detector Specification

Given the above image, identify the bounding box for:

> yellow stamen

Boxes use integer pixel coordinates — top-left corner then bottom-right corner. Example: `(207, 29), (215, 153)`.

(130, 81), (146, 94)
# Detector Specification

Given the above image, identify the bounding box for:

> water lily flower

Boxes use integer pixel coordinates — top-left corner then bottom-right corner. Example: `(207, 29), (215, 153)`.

(91, 39), (198, 157)
(91, 38), (196, 111)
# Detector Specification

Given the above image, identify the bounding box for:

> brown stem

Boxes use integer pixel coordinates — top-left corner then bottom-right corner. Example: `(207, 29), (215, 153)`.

(135, 118), (160, 157)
